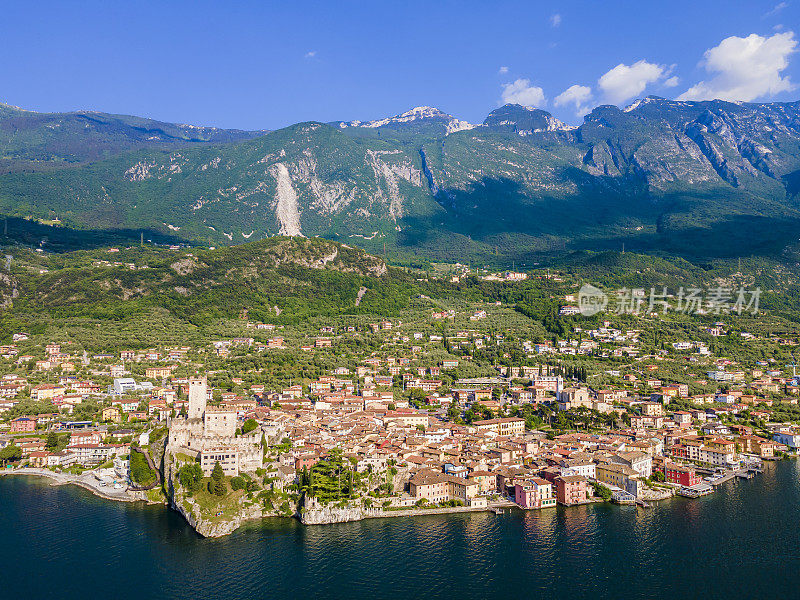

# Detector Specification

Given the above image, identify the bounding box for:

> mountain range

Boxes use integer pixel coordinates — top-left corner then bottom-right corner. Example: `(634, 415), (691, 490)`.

(1, 97), (800, 266)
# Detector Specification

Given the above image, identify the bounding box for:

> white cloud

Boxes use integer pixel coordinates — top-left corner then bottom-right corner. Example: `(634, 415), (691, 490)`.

(554, 84), (593, 116)
(304, 50), (317, 59)
(597, 60), (667, 104)
(500, 78), (546, 107)
(664, 76), (680, 87)
(550, 13), (561, 27)
(498, 66), (509, 74)
(764, 2), (788, 18)
(677, 32), (798, 101)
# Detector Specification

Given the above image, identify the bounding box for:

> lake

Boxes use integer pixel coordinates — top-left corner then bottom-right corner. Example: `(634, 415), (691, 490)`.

(2, 459), (799, 599)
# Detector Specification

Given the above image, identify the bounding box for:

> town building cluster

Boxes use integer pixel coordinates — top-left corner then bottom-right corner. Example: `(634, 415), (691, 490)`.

(1, 302), (799, 511)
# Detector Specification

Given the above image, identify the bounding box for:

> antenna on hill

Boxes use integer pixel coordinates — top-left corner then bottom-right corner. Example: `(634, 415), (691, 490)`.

(622, 243), (625, 254)
(3, 219), (7, 236)
(141, 232), (144, 247)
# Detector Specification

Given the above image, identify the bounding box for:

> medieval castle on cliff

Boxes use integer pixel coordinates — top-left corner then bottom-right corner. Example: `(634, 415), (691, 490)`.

(167, 375), (263, 476)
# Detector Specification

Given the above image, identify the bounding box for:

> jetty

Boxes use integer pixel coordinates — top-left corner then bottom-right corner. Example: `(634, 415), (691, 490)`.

(678, 483), (713, 498)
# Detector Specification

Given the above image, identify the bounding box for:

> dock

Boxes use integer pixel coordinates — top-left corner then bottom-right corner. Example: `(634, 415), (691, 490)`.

(678, 482), (713, 498)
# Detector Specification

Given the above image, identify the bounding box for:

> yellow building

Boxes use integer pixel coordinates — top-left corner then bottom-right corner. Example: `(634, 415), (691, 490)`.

(101, 406), (122, 423)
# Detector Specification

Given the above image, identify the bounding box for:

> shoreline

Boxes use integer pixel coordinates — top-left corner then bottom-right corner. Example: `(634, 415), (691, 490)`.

(0, 469), (553, 530)
(0, 464), (761, 536)
(0, 468), (148, 504)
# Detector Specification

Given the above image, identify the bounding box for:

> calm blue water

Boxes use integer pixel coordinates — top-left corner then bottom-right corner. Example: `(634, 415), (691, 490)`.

(2, 460), (800, 599)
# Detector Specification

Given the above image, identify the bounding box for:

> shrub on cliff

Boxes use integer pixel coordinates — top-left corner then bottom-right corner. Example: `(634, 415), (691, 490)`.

(178, 463), (204, 493)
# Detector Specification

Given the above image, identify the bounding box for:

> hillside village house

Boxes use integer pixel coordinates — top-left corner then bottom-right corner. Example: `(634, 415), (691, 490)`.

(609, 451), (653, 478)
(662, 463), (702, 487)
(101, 406), (121, 423)
(472, 417), (526, 436)
(146, 366), (176, 379)
(31, 384), (66, 402)
(409, 470), (481, 505)
(596, 463), (643, 498)
(10, 417), (36, 433)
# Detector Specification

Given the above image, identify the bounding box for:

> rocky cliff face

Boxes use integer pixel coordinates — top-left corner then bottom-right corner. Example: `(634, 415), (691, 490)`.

(300, 497), (365, 525)
(163, 448), (268, 538)
(174, 493), (265, 538)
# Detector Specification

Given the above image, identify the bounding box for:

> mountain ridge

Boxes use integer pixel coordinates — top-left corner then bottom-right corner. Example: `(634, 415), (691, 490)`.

(1, 97), (800, 265)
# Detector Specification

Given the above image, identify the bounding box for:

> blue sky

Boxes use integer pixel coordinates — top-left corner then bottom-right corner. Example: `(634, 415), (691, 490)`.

(1, 0), (799, 129)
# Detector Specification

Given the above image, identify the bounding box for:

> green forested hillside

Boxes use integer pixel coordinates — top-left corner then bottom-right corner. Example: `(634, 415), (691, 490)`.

(0, 237), (419, 327)
(1, 236), (800, 354)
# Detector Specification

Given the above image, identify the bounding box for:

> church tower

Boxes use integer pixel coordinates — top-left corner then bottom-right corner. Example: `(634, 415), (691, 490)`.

(188, 375), (207, 420)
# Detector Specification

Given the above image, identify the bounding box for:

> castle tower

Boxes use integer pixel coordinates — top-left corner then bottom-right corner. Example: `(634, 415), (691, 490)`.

(188, 375), (207, 420)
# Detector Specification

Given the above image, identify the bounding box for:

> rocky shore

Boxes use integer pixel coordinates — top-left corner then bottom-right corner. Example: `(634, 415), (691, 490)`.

(171, 493), (267, 537)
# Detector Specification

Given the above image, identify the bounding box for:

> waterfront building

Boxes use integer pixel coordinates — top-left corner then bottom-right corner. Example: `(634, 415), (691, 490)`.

(554, 475), (589, 506)
(514, 477), (557, 509)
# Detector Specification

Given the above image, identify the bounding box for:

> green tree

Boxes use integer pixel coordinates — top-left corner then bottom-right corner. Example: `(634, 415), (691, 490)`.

(45, 432), (59, 450)
(129, 450), (156, 486)
(212, 460), (224, 482)
(446, 404), (463, 424)
(211, 461), (226, 496)
(0, 445), (22, 465)
(241, 418), (258, 435)
(592, 482), (612, 500)
(178, 463), (204, 492)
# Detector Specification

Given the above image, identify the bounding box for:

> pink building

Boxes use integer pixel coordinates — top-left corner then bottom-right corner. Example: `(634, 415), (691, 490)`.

(514, 477), (556, 509)
(10, 417), (36, 433)
(555, 475), (588, 506)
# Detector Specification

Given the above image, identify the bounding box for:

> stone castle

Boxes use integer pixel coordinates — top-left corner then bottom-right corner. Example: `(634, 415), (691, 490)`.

(167, 375), (263, 476)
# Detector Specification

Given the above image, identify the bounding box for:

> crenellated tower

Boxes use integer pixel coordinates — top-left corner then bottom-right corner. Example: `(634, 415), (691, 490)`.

(188, 375), (207, 420)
